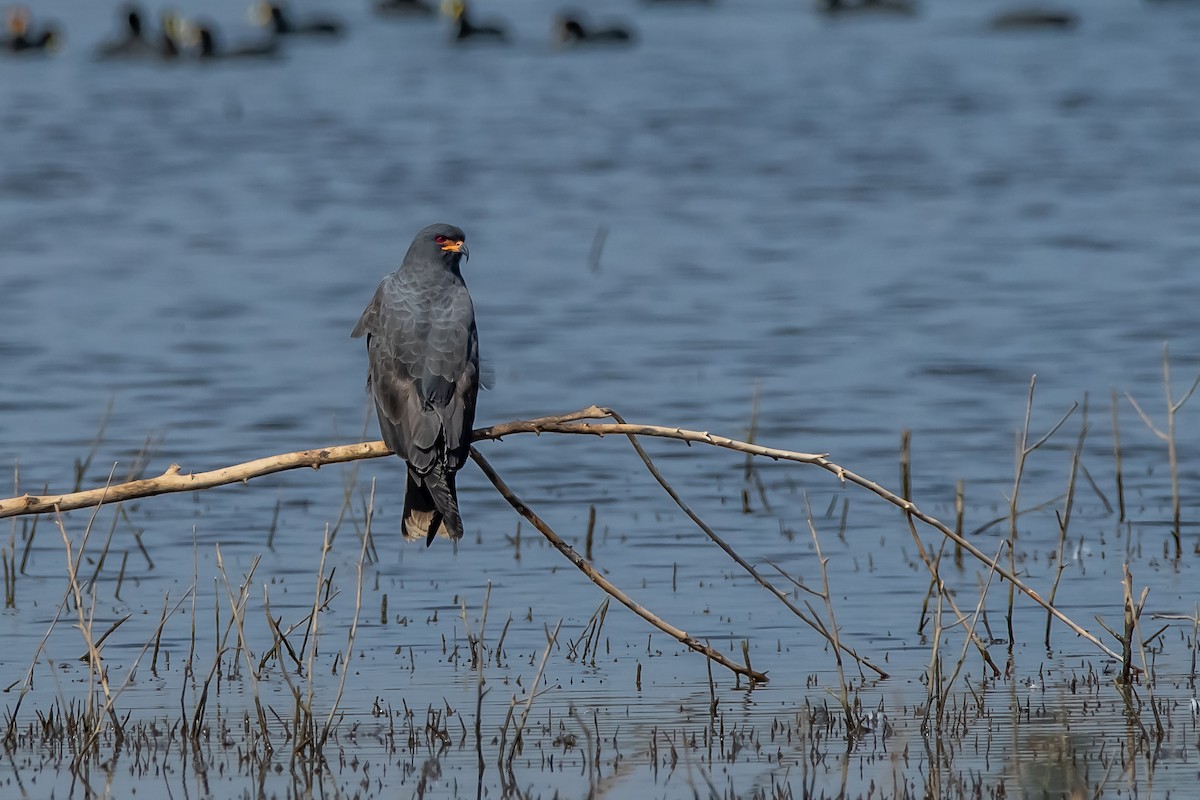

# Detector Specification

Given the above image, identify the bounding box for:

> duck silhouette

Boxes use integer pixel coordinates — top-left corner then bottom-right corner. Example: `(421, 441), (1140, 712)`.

(254, 2), (343, 36)
(443, 0), (508, 42)
(2, 6), (60, 54)
(96, 5), (154, 58)
(816, 0), (917, 17)
(554, 12), (635, 45)
(96, 4), (180, 60)
(190, 19), (280, 59)
(157, 11), (183, 58)
(988, 8), (1077, 30)
(374, 0), (436, 17)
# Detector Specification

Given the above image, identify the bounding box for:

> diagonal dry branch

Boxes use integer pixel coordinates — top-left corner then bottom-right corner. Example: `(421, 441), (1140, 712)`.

(0, 405), (1124, 664)
(470, 448), (767, 683)
(603, 408), (889, 679)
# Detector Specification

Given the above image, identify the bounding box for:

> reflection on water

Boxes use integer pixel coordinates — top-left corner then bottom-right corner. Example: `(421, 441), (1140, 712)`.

(3, 0), (1200, 796)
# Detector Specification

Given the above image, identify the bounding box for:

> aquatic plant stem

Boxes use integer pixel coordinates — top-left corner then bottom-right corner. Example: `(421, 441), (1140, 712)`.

(318, 480), (373, 749)
(506, 618), (562, 771)
(1126, 344), (1200, 560)
(215, 548), (269, 744)
(897, 431), (994, 678)
(802, 492), (858, 738)
(1111, 390), (1126, 522)
(1006, 377), (1078, 650)
(1046, 398), (1087, 649)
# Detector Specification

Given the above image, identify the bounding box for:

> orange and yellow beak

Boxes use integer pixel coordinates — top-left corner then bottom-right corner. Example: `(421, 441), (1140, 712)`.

(441, 239), (468, 259)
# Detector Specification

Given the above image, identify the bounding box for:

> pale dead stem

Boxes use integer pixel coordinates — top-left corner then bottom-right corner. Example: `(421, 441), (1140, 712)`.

(0, 405), (1125, 668)
(1126, 343), (1200, 561)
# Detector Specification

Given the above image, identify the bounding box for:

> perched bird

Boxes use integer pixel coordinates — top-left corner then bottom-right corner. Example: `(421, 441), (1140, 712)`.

(555, 12), (636, 45)
(352, 223), (484, 546)
(443, 0), (507, 42)
(988, 8), (1077, 30)
(254, 1), (343, 36)
(374, 0), (436, 17)
(2, 5), (60, 53)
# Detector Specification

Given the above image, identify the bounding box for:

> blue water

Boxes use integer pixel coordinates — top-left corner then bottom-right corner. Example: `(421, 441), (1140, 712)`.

(3, 0), (1200, 797)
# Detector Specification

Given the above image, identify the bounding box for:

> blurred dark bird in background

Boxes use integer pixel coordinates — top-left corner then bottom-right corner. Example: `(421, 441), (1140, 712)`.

(254, 1), (343, 36)
(2, 5), (60, 53)
(989, 8), (1078, 30)
(157, 11), (182, 58)
(95, 5), (180, 60)
(95, 5), (153, 58)
(554, 11), (636, 46)
(192, 19), (280, 59)
(374, 0), (437, 18)
(443, 0), (508, 43)
(816, 0), (917, 17)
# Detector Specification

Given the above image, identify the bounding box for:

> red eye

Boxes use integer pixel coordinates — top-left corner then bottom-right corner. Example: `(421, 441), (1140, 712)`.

(435, 235), (447, 244)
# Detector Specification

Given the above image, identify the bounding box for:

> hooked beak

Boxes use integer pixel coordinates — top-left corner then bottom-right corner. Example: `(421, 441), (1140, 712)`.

(442, 239), (468, 260)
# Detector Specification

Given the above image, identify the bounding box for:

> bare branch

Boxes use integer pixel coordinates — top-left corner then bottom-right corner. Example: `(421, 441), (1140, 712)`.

(0, 408), (612, 519)
(1173, 371), (1200, 414)
(1025, 402), (1079, 455)
(1125, 392), (1166, 441)
(0, 405), (1123, 665)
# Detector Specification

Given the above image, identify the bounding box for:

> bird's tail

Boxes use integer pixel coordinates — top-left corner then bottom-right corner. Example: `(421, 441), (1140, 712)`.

(403, 467), (463, 546)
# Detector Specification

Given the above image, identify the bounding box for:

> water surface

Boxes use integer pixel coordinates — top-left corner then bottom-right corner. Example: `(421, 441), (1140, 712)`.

(2, 0), (1200, 796)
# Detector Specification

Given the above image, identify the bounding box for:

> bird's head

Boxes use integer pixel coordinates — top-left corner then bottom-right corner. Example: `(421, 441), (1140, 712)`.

(556, 15), (585, 43)
(415, 223), (469, 265)
(125, 5), (143, 36)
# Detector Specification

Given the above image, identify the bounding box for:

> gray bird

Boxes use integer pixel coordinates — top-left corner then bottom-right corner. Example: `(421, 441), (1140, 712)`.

(352, 223), (482, 546)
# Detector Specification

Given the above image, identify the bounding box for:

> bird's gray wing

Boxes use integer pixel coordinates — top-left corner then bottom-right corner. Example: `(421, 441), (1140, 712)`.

(478, 357), (495, 391)
(353, 278), (479, 472)
(417, 288), (480, 471)
(439, 319), (481, 471)
(353, 280), (438, 467)
(350, 283), (383, 341)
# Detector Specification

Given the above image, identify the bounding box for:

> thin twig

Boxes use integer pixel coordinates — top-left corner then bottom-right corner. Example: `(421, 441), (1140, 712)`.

(318, 480), (374, 748)
(1046, 397), (1088, 649)
(469, 447), (768, 683)
(507, 619), (563, 768)
(609, 409), (887, 678)
(1126, 344), (1200, 560)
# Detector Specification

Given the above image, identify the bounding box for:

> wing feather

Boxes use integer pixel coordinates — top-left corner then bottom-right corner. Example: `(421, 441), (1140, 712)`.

(354, 271), (480, 475)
